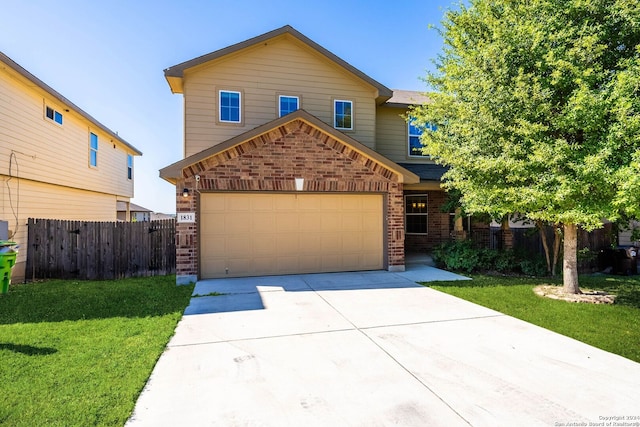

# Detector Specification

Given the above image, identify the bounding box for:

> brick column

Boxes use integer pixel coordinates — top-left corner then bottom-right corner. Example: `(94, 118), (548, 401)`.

(175, 178), (198, 285)
(387, 183), (406, 271)
(501, 220), (514, 250)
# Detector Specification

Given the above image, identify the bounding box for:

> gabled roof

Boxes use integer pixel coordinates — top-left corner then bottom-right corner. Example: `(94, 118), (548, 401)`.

(384, 90), (431, 108)
(159, 109), (419, 185)
(397, 163), (448, 182)
(0, 51), (142, 156)
(116, 201), (153, 213)
(163, 25), (393, 102)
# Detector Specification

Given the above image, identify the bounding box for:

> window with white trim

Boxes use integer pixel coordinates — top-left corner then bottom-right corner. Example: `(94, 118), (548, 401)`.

(219, 90), (241, 123)
(334, 100), (353, 130)
(409, 115), (439, 157)
(89, 132), (98, 167)
(45, 105), (63, 125)
(279, 95), (299, 117)
(405, 194), (428, 234)
(127, 154), (133, 180)
(408, 117), (425, 157)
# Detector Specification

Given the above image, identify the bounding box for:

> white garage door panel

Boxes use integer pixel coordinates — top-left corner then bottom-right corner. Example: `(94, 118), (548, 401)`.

(200, 193), (384, 278)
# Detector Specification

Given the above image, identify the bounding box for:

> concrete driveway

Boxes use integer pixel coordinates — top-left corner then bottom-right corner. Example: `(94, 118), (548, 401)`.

(126, 266), (640, 426)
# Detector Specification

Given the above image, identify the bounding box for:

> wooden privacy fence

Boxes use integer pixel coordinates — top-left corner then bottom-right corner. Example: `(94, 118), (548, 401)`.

(485, 224), (615, 273)
(26, 218), (176, 280)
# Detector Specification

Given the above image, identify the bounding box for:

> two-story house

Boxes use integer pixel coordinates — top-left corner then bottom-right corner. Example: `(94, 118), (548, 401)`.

(117, 201), (153, 222)
(0, 51), (142, 280)
(160, 26), (450, 284)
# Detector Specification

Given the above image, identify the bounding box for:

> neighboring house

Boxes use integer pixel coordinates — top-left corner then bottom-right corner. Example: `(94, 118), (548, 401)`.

(0, 51), (142, 280)
(619, 220), (640, 246)
(117, 201), (153, 222)
(151, 212), (176, 221)
(160, 26), (451, 284)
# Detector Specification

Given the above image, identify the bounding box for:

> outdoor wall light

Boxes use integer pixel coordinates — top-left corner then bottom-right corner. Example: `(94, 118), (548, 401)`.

(295, 178), (304, 191)
(182, 175), (200, 197)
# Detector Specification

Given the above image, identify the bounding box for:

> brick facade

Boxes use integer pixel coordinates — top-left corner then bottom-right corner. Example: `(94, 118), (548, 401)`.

(404, 190), (451, 253)
(176, 119), (407, 282)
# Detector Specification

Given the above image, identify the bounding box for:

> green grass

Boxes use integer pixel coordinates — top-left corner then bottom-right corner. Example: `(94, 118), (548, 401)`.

(0, 276), (194, 427)
(425, 274), (640, 363)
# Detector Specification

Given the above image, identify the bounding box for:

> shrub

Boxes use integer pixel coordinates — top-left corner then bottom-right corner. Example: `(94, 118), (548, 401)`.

(519, 256), (548, 276)
(494, 249), (518, 272)
(477, 248), (499, 270)
(432, 240), (481, 272)
(432, 240), (549, 277)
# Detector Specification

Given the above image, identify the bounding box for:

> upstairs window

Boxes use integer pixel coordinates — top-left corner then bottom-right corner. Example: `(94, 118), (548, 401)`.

(90, 132), (98, 167)
(408, 117), (435, 157)
(405, 194), (428, 234)
(334, 100), (353, 130)
(279, 95), (299, 117)
(127, 154), (133, 180)
(45, 106), (63, 125)
(219, 90), (241, 123)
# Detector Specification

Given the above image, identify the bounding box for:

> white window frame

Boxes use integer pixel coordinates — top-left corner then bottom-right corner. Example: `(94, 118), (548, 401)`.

(408, 115), (437, 158)
(405, 194), (428, 235)
(333, 99), (353, 130)
(218, 90), (242, 123)
(408, 120), (426, 157)
(45, 105), (63, 125)
(89, 132), (98, 167)
(127, 154), (133, 180)
(278, 95), (299, 117)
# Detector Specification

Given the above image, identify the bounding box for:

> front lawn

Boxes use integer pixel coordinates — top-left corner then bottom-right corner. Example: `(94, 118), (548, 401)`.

(0, 276), (194, 427)
(425, 274), (640, 363)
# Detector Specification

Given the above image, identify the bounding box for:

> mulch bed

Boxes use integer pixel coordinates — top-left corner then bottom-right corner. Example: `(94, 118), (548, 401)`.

(533, 285), (616, 304)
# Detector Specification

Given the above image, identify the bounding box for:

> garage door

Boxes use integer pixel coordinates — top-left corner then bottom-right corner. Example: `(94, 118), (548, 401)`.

(200, 193), (384, 278)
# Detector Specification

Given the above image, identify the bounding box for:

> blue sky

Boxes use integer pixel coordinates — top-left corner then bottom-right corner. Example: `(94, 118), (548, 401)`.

(1, 0), (456, 213)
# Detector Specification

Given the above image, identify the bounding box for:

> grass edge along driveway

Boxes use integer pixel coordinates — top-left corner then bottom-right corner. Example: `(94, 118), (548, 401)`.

(0, 275), (194, 427)
(425, 274), (640, 364)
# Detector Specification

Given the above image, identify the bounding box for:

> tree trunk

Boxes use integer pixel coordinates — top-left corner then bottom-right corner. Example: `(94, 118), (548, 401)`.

(537, 221), (552, 274)
(563, 223), (581, 294)
(552, 224), (562, 276)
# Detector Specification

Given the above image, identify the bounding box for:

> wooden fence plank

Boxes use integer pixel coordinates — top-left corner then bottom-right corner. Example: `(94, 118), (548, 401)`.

(25, 219), (176, 281)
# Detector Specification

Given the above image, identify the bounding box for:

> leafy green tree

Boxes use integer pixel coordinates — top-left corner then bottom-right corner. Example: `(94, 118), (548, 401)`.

(413, 0), (640, 293)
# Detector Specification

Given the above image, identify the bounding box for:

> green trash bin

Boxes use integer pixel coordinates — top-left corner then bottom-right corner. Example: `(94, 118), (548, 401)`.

(0, 241), (18, 294)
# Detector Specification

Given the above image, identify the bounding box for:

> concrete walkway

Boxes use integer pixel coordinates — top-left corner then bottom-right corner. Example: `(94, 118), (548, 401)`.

(126, 265), (640, 426)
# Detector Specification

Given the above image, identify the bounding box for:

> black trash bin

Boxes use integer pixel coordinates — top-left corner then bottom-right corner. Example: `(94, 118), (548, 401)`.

(601, 246), (638, 275)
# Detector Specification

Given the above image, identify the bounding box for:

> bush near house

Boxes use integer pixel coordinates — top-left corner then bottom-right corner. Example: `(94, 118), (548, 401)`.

(432, 239), (548, 276)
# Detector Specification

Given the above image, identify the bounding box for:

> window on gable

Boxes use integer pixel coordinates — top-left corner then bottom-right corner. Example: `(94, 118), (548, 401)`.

(45, 106), (63, 125)
(219, 90), (241, 123)
(408, 117), (435, 157)
(334, 100), (353, 130)
(279, 95), (299, 117)
(127, 154), (133, 180)
(405, 194), (428, 234)
(90, 132), (98, 167)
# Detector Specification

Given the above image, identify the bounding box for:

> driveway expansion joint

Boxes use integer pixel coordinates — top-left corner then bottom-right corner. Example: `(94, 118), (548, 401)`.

(358, 314), (506, 331)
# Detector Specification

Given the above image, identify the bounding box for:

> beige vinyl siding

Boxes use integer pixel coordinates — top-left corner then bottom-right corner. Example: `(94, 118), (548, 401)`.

(0, 177), (118, 281)
(375, 105), (411, 163)
(183, 35), (378, 157)
(0, 66), (135, 198)
(619, 221), (640, 246)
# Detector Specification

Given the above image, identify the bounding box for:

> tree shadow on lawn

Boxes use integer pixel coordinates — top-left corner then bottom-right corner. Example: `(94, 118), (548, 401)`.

(0, 276), (194, 325)
(580, 274), (640, 309)
(0, 343), (57, 356)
